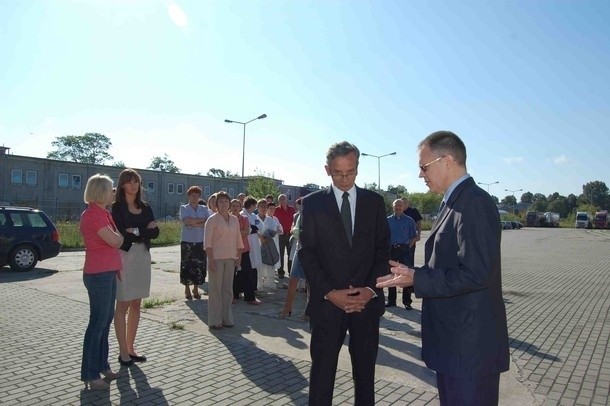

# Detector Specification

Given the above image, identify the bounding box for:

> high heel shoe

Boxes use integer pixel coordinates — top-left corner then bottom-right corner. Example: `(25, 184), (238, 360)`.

(101, 369), (119, 381)
(84, 378), (110, 390)
(278, 310), (292, 319)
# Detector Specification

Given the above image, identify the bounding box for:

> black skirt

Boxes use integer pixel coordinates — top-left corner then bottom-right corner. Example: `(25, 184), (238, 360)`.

(180, 242), (207, 285)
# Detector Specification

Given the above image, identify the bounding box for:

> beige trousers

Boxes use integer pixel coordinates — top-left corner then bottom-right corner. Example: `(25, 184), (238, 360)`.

(207, 259), (235, 327)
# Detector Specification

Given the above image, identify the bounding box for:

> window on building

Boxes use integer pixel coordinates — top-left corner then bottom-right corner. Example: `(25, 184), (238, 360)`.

(176, 183), (184, 195)
(228, 188), (235, 197)
(146, 181), (155, 193)
(72, 175), (82, 189)
(10, 169), (23, 185)
(26, 170), (37, 186)
(58, 173), (69, 188)
(204, 185), (211, 197)
(168, 183), (175, 194)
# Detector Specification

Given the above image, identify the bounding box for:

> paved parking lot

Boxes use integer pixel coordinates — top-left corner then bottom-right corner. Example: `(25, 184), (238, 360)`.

(0, 227), (608, 405)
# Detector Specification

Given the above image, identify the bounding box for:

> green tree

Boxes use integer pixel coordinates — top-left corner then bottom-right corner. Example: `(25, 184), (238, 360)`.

(406, 191), (443, 215)
(47, 133), (113, 164)
(501, 195), (517, 206)
(581, 181), (609, 208)
(547, 197), (568, 218)
(112, 160), (126, 168)
(387, 184), (408, 196)
(247, 176), (280, 199)
(521, 191), (533, 204)
(303, 183), (321, 190)
(207, 168), (238, 178)
(147, 154), (180, 173)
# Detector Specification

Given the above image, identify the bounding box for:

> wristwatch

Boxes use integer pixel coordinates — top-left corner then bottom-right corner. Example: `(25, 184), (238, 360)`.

(133, 228), (139, 237)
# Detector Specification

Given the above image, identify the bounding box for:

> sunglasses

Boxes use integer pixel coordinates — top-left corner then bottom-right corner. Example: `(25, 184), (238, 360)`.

(419, 156), (444, 173)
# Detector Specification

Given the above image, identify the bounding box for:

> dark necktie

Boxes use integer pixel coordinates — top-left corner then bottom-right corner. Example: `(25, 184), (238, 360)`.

(341, 192), (352, 246)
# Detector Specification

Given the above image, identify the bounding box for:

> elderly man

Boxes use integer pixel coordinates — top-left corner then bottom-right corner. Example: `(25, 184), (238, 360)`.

(385, 199), (417, 309)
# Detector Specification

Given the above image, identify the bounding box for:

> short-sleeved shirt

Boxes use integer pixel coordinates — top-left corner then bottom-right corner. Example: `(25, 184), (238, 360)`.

(387, 214), (417, 245)
(404, 207), (423, 223)
(274, 205), (296, 236)
(180, 203), (209, 243)
(80, 204), (122, 274)
(237, 214), (251, 252)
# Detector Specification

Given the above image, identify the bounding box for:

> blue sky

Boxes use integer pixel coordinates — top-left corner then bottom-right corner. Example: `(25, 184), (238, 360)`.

(1, 0), (609, 199)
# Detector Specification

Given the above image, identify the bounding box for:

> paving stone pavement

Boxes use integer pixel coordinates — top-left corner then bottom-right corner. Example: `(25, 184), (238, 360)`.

(0, 227), (608, 405)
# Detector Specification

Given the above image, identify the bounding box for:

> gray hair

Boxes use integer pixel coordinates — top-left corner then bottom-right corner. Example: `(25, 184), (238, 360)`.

(326, 141), (360, 165)
(418, 131), (467, 166)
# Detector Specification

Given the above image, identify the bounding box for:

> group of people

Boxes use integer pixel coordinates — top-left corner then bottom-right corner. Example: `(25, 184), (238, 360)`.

(178, 189), (308, 329)
(80, 130), (510, 406)
(80, 169), (158, 390)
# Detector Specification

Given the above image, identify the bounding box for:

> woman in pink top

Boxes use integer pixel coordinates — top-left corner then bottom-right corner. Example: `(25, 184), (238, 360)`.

(204, 191), (244, 329)
(79, 174), (124, 390)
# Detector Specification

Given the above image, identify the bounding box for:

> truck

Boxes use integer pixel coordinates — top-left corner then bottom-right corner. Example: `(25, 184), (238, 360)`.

(525, 211), (559, 227)
(575, 212), (593, 229)
(594, 210), (609, 229)
(525, 211), (544, 227)
(543, 212), (560, 227)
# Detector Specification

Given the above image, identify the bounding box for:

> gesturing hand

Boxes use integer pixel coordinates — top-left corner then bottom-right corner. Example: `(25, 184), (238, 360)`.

(376, 260), (415, 288)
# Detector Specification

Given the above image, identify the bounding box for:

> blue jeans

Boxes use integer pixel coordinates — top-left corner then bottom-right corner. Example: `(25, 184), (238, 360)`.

(81, 271), (117, 381)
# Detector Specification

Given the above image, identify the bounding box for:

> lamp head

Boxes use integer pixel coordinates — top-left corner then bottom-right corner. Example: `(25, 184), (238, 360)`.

(224, 119), (233, 123)
(258, 114), (267, 120)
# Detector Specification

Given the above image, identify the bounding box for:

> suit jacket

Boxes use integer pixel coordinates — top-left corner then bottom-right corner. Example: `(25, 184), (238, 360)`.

(414, 177), (509, 377)
(299, 186), (390, 320)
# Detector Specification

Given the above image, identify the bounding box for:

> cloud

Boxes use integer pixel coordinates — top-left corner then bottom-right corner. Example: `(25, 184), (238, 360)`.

(502, 156), (523, 164)
(168, 3), (188, 28)
(553, 155), (570, 165)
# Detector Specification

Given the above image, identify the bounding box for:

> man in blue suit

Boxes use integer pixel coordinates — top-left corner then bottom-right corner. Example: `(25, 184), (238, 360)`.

(377, 131), (509, 405)
(299, 141), (390, 405)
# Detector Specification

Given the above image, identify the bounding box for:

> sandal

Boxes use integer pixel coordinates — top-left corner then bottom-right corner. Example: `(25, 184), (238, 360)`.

(278, 310), (292, 319)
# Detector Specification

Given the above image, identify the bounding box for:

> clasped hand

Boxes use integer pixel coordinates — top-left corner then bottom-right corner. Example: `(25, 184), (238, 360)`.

(327, 286), (373, 313)
(376, 260), (415, 288)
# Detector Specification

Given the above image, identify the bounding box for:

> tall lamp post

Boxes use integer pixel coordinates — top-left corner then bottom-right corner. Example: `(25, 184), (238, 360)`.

(224, 113), (267, 192)
(361, 152), (397, 192)
(505, 188), (523, 214)
(477, 180), (499, 194)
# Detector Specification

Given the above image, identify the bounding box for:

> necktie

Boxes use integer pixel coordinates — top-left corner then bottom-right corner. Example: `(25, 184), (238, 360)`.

(439, 200), (446, 213)
(341, 192), (352, 246)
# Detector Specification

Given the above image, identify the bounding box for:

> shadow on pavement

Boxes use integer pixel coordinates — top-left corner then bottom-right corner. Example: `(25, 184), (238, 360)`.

(509, 337), (561, 362)
(0, 267), (57, 283)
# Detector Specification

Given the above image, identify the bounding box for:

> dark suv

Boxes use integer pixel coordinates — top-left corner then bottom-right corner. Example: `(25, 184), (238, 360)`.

(0, 207), (61, 271)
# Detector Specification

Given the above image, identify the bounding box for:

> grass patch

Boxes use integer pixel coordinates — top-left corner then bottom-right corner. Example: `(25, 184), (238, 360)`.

(56, 220), (183, 249)
(168, 321), (185, 330)
(142, 296), (176, 309)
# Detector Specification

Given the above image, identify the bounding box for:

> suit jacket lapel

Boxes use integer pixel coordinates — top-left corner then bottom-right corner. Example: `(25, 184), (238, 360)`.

(428, 178), (476, 238)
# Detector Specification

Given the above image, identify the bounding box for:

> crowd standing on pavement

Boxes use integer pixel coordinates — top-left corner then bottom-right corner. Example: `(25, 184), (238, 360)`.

(77, 133), (509, 406)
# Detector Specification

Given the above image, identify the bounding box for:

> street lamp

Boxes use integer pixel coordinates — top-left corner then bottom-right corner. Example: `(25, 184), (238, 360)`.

(224, 114), (267, 191)
(361, 152), (397, 192)
(505, 188), (523, 214)
(477, 181), (499, 193)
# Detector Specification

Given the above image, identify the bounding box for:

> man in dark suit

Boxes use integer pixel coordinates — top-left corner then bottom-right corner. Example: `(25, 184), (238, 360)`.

(299, 141), (390, 405)
(377, 131), (509, 405)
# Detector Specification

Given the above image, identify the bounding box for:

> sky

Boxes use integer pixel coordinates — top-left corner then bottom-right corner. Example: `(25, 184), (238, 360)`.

(1, 0), (609, 200)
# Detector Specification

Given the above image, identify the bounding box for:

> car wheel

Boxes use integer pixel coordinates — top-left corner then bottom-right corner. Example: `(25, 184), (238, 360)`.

(9, 245), (38, 272)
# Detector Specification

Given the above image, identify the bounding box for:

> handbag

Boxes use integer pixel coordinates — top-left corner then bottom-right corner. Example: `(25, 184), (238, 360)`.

(261, 237), (280, 266)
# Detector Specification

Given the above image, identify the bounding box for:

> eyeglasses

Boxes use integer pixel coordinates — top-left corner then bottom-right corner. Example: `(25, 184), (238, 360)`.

(419, 156), (444, 173)
(330, 170), (357, 179)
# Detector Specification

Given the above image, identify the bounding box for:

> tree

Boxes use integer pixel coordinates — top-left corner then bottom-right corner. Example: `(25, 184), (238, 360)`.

(581, 181), (609, 208)
(47, 133), (113, 164)
(364, 182), (378, 191)
(112, 160), (126, 168)
(501, 195), (517, 206)
(406, 192), (443, 215)
(247, 176), (280, 199)
(387, 184), (408, 196)
(547, 197), (568, 218)
(147, 154), (180, 173)
(207, 168), (238, 178)
(521, 192), (533, 204)
(303, 183), (321, 190)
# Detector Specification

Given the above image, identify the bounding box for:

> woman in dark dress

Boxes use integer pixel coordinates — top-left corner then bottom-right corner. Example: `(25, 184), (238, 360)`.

(179, 186), (209, 299)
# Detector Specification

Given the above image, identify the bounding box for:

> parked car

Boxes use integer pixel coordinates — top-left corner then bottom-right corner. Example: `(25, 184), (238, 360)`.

(501, 221), (513, 230)
(0, 207), (61, 271)
(510, 221), (523, 229)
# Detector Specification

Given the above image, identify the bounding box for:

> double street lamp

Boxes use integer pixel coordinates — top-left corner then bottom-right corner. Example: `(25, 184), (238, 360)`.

(477, 180), (499, 193)
(361, 152), (397, 192)
(224, 114), (267, 191)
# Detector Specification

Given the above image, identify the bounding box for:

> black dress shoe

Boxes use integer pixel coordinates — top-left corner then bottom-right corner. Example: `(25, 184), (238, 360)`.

(118, 356), (133, 366)
(129, 354), (147, 363)
(405, 304), (413, 310)
(385, 302), (396, 308)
